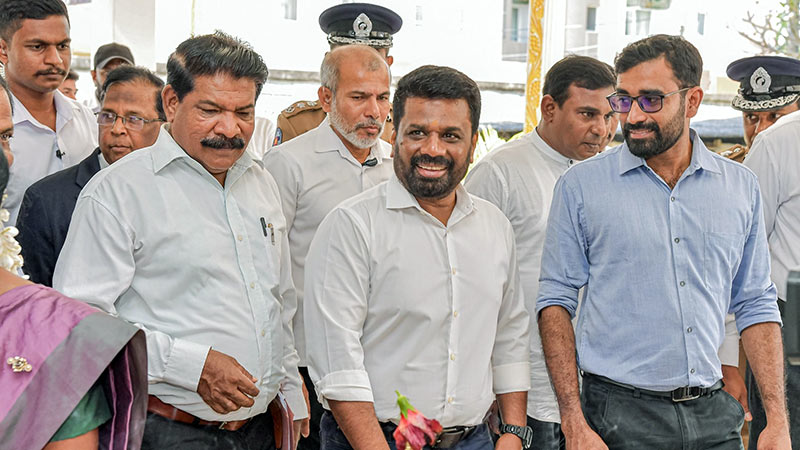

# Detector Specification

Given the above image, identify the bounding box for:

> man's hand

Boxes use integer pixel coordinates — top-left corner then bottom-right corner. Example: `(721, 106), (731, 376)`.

(495, 433), (523, 450)
(197, 349), (260, 414)
(562, 420), (608, 450)
(721, 364), (751, 421)
(756, 422), (792, 450)
(293, 418), (310, 448)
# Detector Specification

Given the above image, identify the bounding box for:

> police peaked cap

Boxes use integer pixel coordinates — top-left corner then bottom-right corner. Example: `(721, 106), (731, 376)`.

(727, 55), (800, 112)
(319, 3), (402, 48)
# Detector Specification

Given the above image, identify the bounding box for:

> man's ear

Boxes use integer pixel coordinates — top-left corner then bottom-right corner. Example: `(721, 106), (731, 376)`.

(685, 86), (704, 119)
(540, 95), (558, 122)
(469, 132), (479, 164)
(0, 39), (9, 66)
(91, 70), (98, 84)
(161, 84), (180, 123)
(318, 86), (333, 113)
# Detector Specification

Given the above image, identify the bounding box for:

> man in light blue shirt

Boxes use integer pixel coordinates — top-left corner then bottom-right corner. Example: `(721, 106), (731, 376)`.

(537, 34), (789, 450)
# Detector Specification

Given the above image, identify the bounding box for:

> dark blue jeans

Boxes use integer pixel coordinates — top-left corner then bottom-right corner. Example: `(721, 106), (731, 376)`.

(746, 361), (800, 449)
(141, 410), (275, 450)
(319, 410), (493, 450)
(297, 367), (323, 450)
(581, 374), (744, 450)
(526, 416), (565, 450)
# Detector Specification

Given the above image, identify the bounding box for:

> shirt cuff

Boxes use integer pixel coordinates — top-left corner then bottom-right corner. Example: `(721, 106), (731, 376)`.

(736, 308), (783, 334)
(163, 339), (211, 392)
(282, 385), (309, 420)
(493, 361), (531, 394)
(315, 369), (374, 408)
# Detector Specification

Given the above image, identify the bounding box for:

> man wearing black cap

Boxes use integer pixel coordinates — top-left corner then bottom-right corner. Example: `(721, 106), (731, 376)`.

(274, 2), (401, 146)
(721, 55), (800, 162)
(88, 42), (134, 112)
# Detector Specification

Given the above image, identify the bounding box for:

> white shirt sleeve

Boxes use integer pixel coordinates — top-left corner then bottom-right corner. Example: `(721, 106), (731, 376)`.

(53, 194), (210, 392)
(303, 207), (373, 405)
(464, 159), (509, 212)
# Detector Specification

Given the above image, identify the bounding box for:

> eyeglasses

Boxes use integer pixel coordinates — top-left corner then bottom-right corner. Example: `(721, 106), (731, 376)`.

(95, 111), (163, 131)
(606, 87), (693, 113)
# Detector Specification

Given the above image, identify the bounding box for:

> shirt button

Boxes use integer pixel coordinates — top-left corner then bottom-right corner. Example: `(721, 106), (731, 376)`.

(690, 368), (696, 374)
(453, 311), (459, 318)
(261, 329), (266, 337)
(447, 397), (454, 404)
(237, 235), (243, 241)
(674, 237), (680, 243)
(671, 196), (676, 202)
(680, 281), (686, 287)
(450, 353), (456, 361)
(250, 282), (256, 289)
(687, 327), (693, 333)
(451, 268), (457, 275)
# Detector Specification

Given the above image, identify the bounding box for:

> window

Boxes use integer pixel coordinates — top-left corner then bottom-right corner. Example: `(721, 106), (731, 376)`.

(636, 10), (651, 35)
(697, 13), (705, 35)
(510, 1), (529, 43)
(416, 5), (423, 24)
(586, 7), (597, 32)
(502, 0), (529, 61)
(281, 0), (296, 20)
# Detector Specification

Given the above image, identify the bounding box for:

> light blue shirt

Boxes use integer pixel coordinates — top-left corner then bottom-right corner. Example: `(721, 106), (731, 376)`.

(536, 130), (780, 391)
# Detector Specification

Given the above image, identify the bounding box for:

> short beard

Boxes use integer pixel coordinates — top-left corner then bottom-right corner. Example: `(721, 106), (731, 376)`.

(623, 102), (686, 159)
(393, 141), (469, 200)
(329, 98), (383, 149)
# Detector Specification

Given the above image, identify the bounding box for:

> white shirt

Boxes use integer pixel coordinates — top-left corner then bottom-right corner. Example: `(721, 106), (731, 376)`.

(7, 90), (97, 225)
(247, 116), (277, 159)
(304, 175), (530, 427)
(464, 129), (571, 423)
(264, 117), (393, 363)
(745, 109), (800, 300)
(53, 126), (307, 421)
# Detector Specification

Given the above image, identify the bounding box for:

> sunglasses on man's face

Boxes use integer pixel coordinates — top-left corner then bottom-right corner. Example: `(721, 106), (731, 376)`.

(606, 87), (692, 114)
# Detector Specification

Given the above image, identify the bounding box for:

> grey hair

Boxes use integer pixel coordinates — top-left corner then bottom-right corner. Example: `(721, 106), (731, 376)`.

(319, 45), (390, 93)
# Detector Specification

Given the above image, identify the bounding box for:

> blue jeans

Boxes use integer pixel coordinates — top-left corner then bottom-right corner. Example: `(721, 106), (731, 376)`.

(319, 410), (493, 450)
(581, 374), (744, 450)
(141, 410), (275, 450)
(526, 416), (565, 450)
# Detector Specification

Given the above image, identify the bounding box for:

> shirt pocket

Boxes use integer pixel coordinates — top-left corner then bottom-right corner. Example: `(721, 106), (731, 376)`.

(703, 231), (745, 293)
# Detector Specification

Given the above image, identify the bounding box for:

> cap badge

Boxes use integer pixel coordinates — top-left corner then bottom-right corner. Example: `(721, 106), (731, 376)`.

(353, 13), (373, 37)
(751, 67), (772, 94)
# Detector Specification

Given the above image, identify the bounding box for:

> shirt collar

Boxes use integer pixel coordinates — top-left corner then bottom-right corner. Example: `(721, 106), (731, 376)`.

(617, 128), (721, 175)
(385, 174), (475, 223)
(151, 124), (261, 175)
(531, 127), (573, 168)
(10, 90), (76, 129)
(313, 116), (388, 164)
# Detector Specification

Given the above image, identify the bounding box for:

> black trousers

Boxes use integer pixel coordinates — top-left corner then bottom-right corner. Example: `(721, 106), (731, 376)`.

(582, 374), (744, 449)
(526, 415), (566, 450)
(141, 410), (274, 450)
(746, 361), (800, 449)
(297, 366), (323, 450)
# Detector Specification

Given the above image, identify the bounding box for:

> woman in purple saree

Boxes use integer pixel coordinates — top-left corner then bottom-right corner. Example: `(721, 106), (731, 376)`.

(0, 76), (147, 449)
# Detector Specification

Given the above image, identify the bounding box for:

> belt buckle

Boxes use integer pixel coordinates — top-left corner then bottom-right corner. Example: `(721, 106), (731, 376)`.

(671, 387), (700, 402)
(433, 428), (467, 449)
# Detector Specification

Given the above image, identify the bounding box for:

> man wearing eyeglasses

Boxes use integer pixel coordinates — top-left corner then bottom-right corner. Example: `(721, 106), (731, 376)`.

(17, 65), (164, 286)
(537, 34), (790, 450)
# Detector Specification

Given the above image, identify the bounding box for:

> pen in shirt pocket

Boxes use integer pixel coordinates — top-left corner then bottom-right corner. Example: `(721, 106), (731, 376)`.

(260, 217), (275, 245)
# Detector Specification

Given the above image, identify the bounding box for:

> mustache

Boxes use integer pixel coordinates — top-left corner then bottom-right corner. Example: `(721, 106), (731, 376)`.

(410, 153), (453, 169)
(201, 136), (245, 150)
(355, 118), (383, 130)
(36, 68), (67, 77)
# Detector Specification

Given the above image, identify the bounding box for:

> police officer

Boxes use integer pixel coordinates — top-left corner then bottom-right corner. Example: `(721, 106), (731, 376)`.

(274, 3), (401, 145)
(720, 56), (800, 162)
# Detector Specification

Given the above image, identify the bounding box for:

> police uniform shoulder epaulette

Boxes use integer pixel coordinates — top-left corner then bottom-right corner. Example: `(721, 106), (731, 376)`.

(281, 100), (322, 118)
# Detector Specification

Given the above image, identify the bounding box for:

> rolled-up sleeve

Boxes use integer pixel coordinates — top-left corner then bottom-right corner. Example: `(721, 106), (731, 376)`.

(728, 179), (781, 332)
(536, 174), (588, 317)
(303, 208), (373, 406)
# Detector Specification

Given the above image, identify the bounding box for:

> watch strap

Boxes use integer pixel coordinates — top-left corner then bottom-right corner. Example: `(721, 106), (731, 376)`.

(498, 423), (533, 449)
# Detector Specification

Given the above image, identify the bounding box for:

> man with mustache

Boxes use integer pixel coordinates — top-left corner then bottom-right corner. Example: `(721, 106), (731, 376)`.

(304, 65), (531, 450)
(53, 32), (308, 450)
(537, 34), (789, 449)
(465, 55), (616, 450)
(0, 0), (97, 226)
(264, 44), (393, 449)
(17, 65), (164, 287)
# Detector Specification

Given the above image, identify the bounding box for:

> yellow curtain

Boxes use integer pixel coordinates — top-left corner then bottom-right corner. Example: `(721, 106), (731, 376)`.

(524, 0), (545, 133)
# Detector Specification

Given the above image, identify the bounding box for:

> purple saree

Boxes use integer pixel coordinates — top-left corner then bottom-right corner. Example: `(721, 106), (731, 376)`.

(0, 284), (147, 449)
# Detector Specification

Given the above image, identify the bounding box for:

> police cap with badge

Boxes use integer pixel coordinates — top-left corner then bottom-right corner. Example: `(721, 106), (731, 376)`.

(727, 55), (800, 112)
(319, 2), (403, 49)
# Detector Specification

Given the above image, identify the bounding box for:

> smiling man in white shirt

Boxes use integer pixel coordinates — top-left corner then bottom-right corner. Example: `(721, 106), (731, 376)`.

(465, 55), (616, 450)
(264, 44), (393, 449)
(53, 32), (307, 450)
(304, 65), (531, 450)
(0, 0), (97, 226)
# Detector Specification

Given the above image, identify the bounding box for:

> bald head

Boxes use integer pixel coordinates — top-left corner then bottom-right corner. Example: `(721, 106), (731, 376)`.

(320, 45), (390, 93)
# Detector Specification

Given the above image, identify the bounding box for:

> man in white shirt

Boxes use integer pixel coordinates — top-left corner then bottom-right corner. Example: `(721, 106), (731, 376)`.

(744, 109), (800, 448)
(53, 32), (307, 450)
(265, 44), (393, 450)
(305, 65), (531, 450)
(464, 55), (616, 450)
(0, 0), (97, 226)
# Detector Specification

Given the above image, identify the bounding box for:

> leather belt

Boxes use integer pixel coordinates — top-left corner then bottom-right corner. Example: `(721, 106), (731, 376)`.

(147, 395), (250, 431)
(583, 372), (724, 402)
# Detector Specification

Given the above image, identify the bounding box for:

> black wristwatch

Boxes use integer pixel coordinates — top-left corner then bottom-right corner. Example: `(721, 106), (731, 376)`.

(499, 423), (533, 449)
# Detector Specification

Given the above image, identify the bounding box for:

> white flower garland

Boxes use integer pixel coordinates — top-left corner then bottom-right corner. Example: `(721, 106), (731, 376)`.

(0, 195), (24, 274)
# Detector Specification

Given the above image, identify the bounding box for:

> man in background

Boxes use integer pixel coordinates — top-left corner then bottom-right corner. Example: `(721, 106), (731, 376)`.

(87, 42), (134, 112)
(58, 69), (79, 100)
